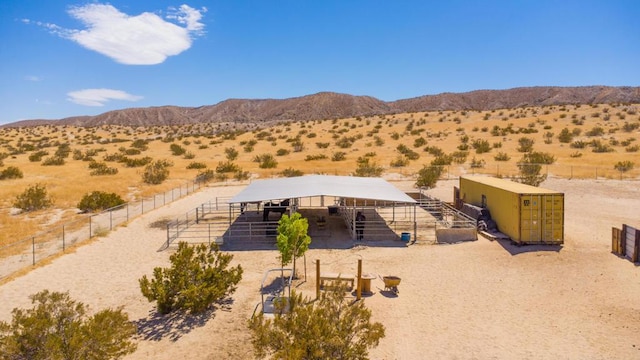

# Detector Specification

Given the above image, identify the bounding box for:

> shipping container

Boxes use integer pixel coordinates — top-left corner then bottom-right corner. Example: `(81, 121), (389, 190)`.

(458, 175), (564, 245)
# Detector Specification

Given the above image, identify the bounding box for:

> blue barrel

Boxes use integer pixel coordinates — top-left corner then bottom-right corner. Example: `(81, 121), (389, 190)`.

(401, 232), (411, 242)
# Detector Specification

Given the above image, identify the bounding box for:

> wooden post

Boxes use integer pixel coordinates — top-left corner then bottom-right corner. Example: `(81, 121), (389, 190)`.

(357, 259), (362, 300)
(316, 259), (320, 300)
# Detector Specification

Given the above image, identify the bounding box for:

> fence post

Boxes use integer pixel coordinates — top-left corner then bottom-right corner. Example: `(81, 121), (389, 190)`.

(154, 194), (157, 209)
(208, 223), (211, 247)
(126, 204), (129, 222)
(166, 224), (170, 249)
(89, 215), (92, 238)
(32, 237), (35, 265)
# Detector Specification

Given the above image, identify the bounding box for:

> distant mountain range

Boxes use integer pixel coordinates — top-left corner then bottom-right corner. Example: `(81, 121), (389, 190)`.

(5, 86), (640, 128)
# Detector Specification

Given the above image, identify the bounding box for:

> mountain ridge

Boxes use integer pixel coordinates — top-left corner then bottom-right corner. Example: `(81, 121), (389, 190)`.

(4, 86), (639, 128)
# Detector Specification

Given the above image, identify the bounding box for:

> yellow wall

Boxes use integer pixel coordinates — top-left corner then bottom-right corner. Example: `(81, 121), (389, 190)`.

(459, 176), (564, 244)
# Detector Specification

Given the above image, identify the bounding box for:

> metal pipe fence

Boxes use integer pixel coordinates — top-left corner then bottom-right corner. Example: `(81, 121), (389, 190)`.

(0, 178), (207, 281)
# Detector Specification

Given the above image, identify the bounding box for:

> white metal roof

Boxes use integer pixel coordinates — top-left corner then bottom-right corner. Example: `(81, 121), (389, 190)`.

(229, 175), (416, 204)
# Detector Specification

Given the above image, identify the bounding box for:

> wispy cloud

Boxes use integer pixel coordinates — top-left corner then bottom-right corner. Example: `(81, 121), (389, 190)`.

(27, 3), (206, 65)
(25, 75), (42, 81)
(67, 88), (143, 106)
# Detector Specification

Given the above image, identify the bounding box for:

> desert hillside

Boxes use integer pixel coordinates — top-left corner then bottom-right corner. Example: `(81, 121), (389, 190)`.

(0, 100), (638, 252)
(3, 86), (639, 128)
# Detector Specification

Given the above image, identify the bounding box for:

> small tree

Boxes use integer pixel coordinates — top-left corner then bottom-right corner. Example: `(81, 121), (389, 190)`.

(0, 290), (137, 360)
(13, 183), (53, 212)
(249, 287), (385, 360)
(139, 242), (243, 314)
(415, 164), (443, 189)
(77, 191), (126, 212)
(276, 212), (311, 278)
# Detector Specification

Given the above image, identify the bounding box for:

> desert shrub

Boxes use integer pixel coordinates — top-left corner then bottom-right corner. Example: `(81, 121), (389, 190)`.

(122, 148), (141, 155)
(451, 151), (468, 164)
(0, 166), (23, 180)
(77, 191), (125, 212)
(424, 146), (444, 157)
(142, 160), (170, 184)
(413, 137), (427, 148)
(187, 161), (207, 169)
(516, 152), (554, 187)
(280, 167), (304, 177)
(183, 151), (196, 159)
(305, 154), (328, 161)
(216, 161), (240, 173)
(557, 128), (573, 143)
(28, 150), (48, 162)
(0, 290), (136, 359)
(170, 143), (186, 156)
(415, 165), (443, 188)
(122, 156), (152, 167)
(494, 152), (511, 161)
(315, 142), (330, 149)
(570, 140), (588, 149)
(13, 183), (53, 211)
(353, 157), (383, 177)
(234, 170), (251, 181)
(131, 139), (149, 150)
(390, 156), (409, 167)
(254, 154), (278, 169)
(195, 169), (215, 183)
(225, 147), (239, 160)
(472, 139), (491, 154)
(622, 122), (639, 132)
(431, 155), (453, 166)
(614, 161), (634, 172)
(470, 157), (485, 168)
(626, 145), (640, 152)
(54, 143), (71, 158)
(249, 287), (384, 360)
(275, 148), (290, 156)
(586, 126), (605, 137)
(89, 162), (118, 176)
(590, 140), (614, 153)
(517, 137), (535, 153)
(139, 242), (243, 314)
(42, 156), (65, 166)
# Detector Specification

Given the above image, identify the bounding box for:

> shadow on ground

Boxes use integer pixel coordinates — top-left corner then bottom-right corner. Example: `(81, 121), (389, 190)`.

(134, 298), (234, 342)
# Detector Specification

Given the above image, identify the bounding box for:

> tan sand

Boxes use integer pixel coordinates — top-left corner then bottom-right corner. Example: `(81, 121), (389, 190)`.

(0, 178), (639, 360)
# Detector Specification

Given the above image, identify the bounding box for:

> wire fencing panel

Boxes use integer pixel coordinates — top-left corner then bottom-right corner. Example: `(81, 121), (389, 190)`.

(0, 178), (205, 281)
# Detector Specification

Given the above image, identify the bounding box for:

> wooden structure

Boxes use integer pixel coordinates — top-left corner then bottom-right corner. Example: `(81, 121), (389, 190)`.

(457, 175), (564, 245)
(612, 224), (640, 263)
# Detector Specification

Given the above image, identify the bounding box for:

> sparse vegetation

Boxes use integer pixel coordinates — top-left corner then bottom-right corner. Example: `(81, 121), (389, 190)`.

(13, 183), (53, 212)
(0, 290), (137, 359)
(139, 242), (243, 314)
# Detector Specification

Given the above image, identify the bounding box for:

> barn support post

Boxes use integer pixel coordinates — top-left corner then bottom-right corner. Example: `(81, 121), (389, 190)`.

(316, 259), (320, 300)
(357, 259), (362, 301)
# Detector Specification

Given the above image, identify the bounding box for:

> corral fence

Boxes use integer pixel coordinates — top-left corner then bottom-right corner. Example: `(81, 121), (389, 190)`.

(0, 175), (210, 281)
(163, 192), (477, 249)
(612, 224), (640, 263)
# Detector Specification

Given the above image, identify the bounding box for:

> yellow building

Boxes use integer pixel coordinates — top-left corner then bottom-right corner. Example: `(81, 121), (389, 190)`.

(458, 175), (564, 245)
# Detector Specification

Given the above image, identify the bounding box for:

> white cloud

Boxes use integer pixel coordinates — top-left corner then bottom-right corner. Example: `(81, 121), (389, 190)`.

(25, 75), (42, 81)
(31, 3), (206, 65)
(67, 88), (143, 106)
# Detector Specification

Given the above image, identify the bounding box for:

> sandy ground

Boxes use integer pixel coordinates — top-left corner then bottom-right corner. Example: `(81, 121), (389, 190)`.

(0, 178), (639, 360)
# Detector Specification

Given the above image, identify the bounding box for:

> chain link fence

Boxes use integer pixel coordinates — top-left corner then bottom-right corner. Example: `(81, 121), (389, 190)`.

(0, 178), (207, 281)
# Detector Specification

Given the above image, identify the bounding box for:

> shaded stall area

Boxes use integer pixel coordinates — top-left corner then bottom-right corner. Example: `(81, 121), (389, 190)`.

(164, 176), (477, 250)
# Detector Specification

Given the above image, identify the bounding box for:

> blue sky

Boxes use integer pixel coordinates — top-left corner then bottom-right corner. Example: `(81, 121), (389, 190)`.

(1, 1), (638, 125)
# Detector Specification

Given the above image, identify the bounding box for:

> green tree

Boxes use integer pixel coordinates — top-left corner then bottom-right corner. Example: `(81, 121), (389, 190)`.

(0, 290), (137, 360)
(249, 287), (385, 360)
(276, 212), (311, 278)
(77, 191), (126, 212)
(415, 165), (443, 189)
(139, 242), (243, 314)
(13, 183), (53, 212)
